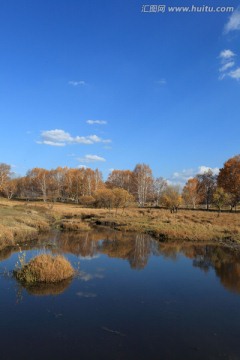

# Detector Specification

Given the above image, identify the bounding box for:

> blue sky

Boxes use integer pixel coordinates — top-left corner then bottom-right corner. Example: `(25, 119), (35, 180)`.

(0, 0), (240, 184)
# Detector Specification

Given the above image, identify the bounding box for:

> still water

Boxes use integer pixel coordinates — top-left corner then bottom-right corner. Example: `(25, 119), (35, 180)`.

(1, 229), (240, 360)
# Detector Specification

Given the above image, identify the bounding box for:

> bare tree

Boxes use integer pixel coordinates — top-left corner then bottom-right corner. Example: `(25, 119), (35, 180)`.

(133, 164), (153, 207)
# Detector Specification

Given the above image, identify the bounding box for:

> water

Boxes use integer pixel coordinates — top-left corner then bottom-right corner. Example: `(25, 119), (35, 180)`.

(1, 229), (240, 360)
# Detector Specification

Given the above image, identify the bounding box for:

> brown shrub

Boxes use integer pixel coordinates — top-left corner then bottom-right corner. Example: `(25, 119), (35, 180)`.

(14, 254), (74, 284)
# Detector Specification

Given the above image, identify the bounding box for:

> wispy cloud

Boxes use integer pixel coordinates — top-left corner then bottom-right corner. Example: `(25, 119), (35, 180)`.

(218, 49), (240, 81)
(219, 61), (235, 72)
(78, 271), (104, 281)
(68, 80), (86, 86)
(37, 129), (111, 146)
(86, 120), (107, 125)
(224, 7), (240, 33)
(229, 67), (240, 80)
(77, 154), (106, 163)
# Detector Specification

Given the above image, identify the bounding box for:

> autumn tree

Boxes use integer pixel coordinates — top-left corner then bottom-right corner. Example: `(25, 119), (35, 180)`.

(50, 167), (68, 200)
(112, 188), (134, 214)
(27, 168), (50, 202)
(94, 188), (115, 211)
(182, 178), (201, 209)
(196, 170), (217, 210)
(0, 163), (11, 194)
(79, 195), (96, 207)
(218, 155), (240, 210)
(15, 176), (35, 199)
(160, 185), (182, 213)
(83, 168), (103, 196)
(2, 178), (18, 199)
(106, 170), (133, 193)
(213, 187), (230, 213)
(133, 163), (153, 207)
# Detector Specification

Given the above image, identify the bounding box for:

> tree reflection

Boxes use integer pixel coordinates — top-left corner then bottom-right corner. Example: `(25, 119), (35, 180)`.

(158, 242), (240, 293)
(2, 228), (240, 294)
(46, 230), (240, 291)
(56, 230), (157, 270)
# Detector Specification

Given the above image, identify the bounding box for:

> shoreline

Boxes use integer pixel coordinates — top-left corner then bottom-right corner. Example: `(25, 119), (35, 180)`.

(0, 199), (240, 253)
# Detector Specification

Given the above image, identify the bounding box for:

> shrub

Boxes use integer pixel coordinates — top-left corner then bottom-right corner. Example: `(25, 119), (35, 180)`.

(14, 253), (74, 284)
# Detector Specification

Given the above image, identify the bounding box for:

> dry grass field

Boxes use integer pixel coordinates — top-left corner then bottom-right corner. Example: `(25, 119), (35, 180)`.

(0, 198), (240, 251)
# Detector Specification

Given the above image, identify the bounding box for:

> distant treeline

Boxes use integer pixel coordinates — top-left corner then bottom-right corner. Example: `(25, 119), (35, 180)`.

(0, 155), (239, 212)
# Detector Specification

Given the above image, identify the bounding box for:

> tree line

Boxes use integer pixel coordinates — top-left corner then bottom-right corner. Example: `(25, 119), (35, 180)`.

(0, 154), (239, 212)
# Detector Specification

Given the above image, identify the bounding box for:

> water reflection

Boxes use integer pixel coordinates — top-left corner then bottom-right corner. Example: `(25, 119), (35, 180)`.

(55, 229), (240, 293)
(0, 232), (59, 262)
(1, 229), (240, 294)
(56, 230), (156, 270)
(25, 278), (72, 296)
(159, 242), (240, 293)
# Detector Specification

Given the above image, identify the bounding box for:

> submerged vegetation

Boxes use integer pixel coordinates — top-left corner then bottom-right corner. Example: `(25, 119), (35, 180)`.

(14, 253), (74, 284)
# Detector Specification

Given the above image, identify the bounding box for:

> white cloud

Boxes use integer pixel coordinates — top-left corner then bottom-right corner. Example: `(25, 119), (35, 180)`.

(36, 140), (65, 147)
(77, 154), (106, 163)
(169, 166), (219, 186)
(229, 67), (240, 80)
(88, 135), (101, 142)
(219, 61), (235, 72)
(41, 129), (72, 143)
(224, 7), (240, 33)
(171, 168), (196, 184)
(198, 166), (219, 176)
(37, 129), (111, 146)
(68, 80), (86, 86)
(86, 120), (107, 125)
(219, 49), (236, 60)
(218, 49), (240, 81)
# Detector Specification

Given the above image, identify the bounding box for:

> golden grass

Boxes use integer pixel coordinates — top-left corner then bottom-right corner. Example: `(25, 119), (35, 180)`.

(1, 198), (240, 249)
(87, 208), (240, 243)
(14, 253), (74, 284)
(0, 198), (52, 251)
(60, 219), (91, 231)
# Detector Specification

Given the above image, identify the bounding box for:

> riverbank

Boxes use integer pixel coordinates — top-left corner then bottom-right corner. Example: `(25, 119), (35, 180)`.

(0, 198), (240, 251)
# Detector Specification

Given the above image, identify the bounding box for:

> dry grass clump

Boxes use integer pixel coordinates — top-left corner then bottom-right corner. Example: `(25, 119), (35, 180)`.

(14, 254), (74, 284)
(61, 219), (91, 231)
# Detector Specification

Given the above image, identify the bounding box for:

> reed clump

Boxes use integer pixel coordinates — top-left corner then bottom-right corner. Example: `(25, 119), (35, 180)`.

(14, 253), (74, 284)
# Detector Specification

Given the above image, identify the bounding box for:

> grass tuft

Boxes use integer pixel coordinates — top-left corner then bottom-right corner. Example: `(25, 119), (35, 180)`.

(14, 253), (74, 284)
